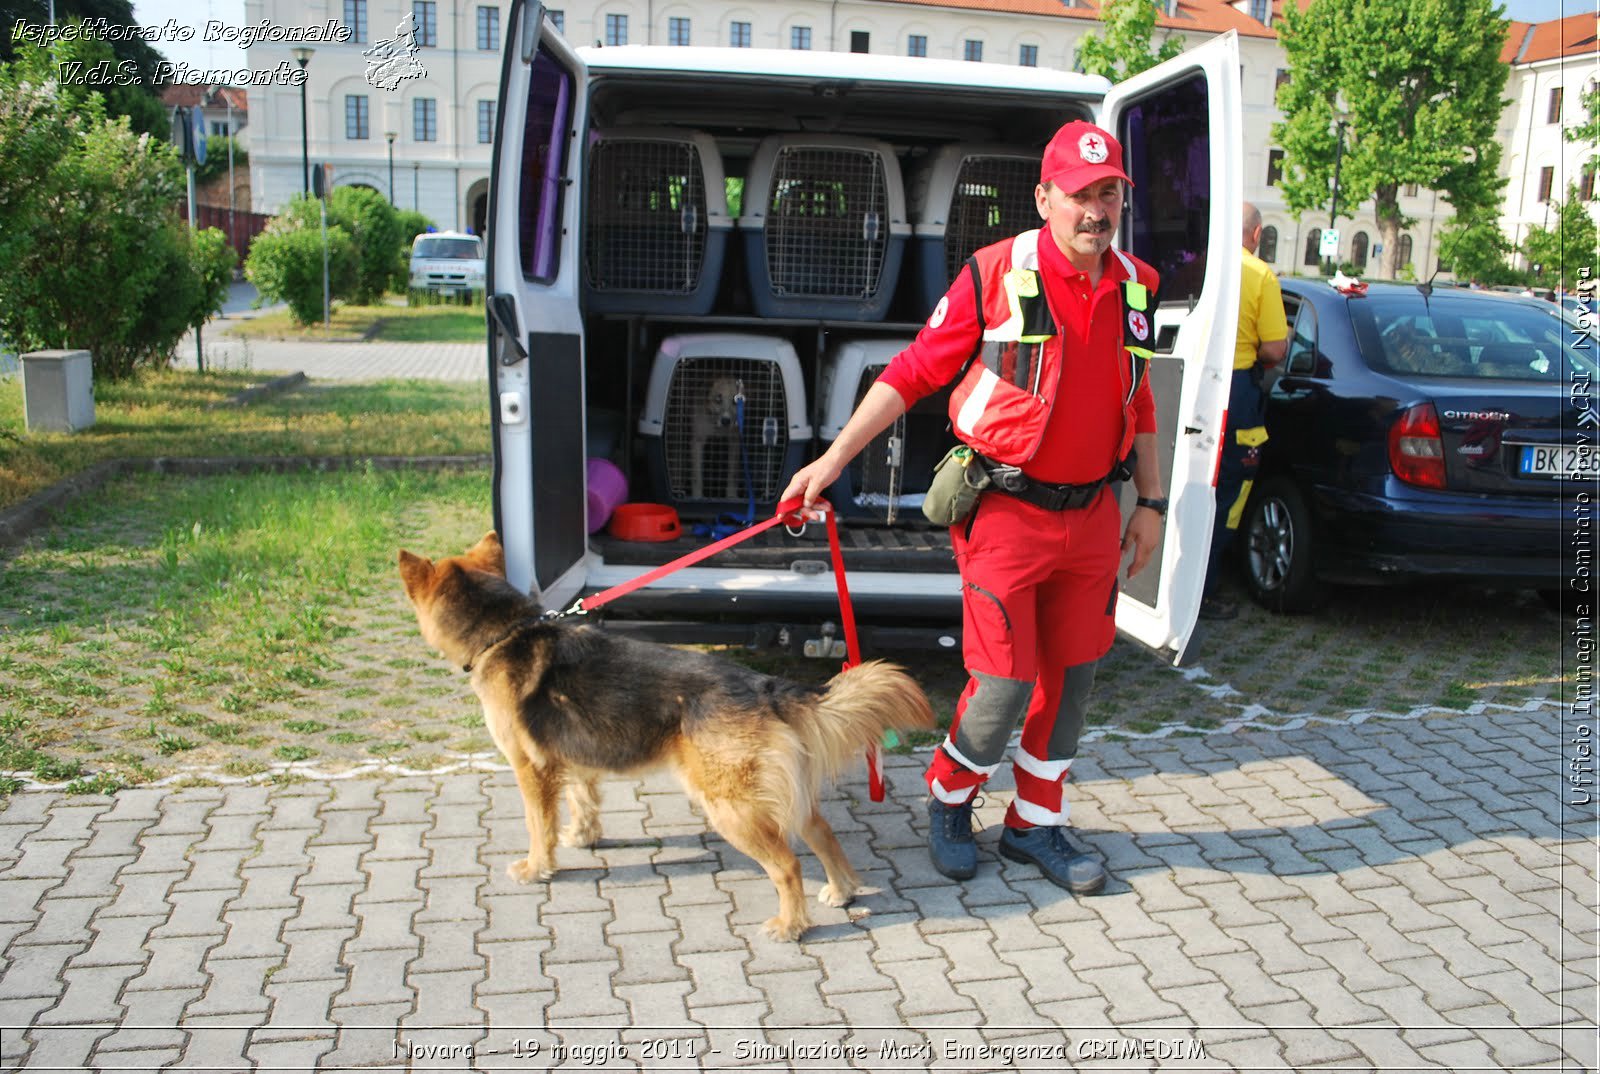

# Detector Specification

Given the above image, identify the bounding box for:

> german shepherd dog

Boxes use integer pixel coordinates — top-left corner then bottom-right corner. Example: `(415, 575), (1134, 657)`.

(398, 533), (935, 941)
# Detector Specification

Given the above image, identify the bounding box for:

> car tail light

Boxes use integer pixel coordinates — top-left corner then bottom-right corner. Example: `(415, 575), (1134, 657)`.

(1388, 402), (1446, 489)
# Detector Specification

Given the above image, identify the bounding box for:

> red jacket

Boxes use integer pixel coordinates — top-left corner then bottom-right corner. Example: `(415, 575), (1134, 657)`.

(879, 232), (1159, 485)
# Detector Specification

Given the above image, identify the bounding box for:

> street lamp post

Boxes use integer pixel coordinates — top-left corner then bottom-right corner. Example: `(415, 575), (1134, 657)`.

(1324, 118), (1348, 276)
(386, 131), (397, 205)
(292, 47), (314, 195)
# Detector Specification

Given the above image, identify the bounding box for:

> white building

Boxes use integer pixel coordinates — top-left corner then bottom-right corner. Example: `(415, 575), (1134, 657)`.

(244, 0), (1596, 278)
(1499, 13), (1600, 273)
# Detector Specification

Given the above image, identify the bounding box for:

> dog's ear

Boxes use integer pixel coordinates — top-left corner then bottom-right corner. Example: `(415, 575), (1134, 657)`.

(397, 550), (434, 599)
(463, 531), (506, 577)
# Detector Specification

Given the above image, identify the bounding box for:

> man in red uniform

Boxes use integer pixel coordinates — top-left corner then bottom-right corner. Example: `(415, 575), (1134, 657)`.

(781, 120), (1166, 895)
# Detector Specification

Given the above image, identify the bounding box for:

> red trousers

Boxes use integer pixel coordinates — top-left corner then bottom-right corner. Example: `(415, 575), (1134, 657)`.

(925, 487), (1121, 828)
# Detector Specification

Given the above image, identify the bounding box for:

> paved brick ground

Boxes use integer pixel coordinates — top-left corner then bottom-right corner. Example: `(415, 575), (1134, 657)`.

(0, 706), (1593, 1071)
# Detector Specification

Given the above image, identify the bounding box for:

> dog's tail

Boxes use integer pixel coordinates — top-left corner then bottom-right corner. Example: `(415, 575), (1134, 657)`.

(788, 660), (936, 781)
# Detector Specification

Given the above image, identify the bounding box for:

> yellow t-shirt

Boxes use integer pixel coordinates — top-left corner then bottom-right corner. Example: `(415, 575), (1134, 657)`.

(1235, 248), (1289, 370)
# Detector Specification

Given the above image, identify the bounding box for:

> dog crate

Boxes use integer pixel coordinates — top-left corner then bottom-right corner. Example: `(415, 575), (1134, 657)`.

(582, 127), (731, 315)
(737, 135), (909, 321)
(637, 334), (813, 517)
(818, 338), (956, 524)
(908, 145), (1043, 314)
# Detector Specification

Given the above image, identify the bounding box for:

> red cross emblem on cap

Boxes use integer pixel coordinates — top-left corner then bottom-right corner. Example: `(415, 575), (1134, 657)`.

(1079, 132), (1109, 164)
(1128, 310), (1148, 339)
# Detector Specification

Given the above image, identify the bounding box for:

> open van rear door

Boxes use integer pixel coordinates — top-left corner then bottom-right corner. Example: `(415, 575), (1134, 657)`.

(486, 2), (589, 606)
(1098, 31), (1243, 666)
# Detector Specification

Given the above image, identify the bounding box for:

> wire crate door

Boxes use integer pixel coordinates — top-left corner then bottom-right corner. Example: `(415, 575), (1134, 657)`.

(662, 357), (790, 505)
(766, 147), (890, 299)
(943, 155), (1042, 284)
(849, 363), (905, 524)
(586, 138), (709, 295)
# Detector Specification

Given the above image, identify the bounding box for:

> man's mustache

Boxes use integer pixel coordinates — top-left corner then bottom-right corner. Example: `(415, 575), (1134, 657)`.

(1076, 219), (1112, 234)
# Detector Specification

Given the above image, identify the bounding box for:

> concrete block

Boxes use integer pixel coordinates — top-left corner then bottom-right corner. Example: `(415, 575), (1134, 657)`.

(21, 350), (94, 433)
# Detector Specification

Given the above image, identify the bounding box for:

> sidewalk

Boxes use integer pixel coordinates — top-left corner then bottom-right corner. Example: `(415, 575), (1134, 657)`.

(0, 704), (1593, 1070)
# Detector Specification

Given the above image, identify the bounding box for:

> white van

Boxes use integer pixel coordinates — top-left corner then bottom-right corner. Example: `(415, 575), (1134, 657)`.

(409, 231), (487, 298)
(485, 3), (1243, 666)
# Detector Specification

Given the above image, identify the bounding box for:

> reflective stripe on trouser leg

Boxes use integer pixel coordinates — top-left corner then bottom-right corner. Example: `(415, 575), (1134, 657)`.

(927, 671), (1033, 804)
(1009, 661), (1097, 828)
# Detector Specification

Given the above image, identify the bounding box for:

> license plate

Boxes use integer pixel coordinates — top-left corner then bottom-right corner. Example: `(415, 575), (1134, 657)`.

(1520, 444), (1600, 477)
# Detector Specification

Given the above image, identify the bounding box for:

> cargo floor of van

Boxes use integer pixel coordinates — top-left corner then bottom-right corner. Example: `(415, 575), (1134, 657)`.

(592, 522), (955, 572)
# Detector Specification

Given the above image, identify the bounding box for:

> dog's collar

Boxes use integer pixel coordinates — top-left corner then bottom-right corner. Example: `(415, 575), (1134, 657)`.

(463, 617), (541, 673)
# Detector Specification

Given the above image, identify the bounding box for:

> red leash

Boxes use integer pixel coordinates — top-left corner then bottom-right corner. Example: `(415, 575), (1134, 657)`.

(571, 498), (884, 801)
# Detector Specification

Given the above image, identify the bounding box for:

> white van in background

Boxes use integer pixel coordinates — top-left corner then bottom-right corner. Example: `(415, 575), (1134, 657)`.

(483, 2), (1243, 665)
(409, 231), (487, 300)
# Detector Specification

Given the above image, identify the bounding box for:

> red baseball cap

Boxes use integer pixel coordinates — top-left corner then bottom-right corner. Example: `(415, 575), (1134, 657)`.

(1040, 120), (1133, 193)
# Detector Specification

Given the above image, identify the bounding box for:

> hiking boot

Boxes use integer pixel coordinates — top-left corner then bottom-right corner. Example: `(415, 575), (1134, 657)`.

(1198, 595), (1239, 621)
(927, 798), (977, 880)
(999, 825), (1106, 894)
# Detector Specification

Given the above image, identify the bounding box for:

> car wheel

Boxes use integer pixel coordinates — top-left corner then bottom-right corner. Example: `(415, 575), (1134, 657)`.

(1243, 478), (1327, 612)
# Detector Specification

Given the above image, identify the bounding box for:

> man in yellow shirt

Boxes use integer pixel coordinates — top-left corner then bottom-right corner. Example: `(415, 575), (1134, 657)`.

(1200, 202), (1288, 620)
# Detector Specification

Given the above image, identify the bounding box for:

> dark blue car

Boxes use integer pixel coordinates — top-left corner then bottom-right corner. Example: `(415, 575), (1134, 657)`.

(1239, 279), (1596, 611)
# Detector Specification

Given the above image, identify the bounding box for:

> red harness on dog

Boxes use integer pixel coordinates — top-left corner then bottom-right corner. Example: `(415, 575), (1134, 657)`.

(551, 499), (885, 801)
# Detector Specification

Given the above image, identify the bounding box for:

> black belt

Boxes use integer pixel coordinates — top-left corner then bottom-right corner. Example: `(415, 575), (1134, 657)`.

(977, 452), (1134, 512)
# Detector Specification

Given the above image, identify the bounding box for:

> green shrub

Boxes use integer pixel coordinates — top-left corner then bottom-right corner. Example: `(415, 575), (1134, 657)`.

(327, 186), (402, 304)
(188, 228), (237, 326)
(390, 210), (436, 291)
(246, 223), (358, 326)
(0, 58), (212, 380)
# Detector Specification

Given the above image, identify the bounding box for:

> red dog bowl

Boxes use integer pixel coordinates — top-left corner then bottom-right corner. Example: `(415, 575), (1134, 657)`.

(608, 503), (682, 542)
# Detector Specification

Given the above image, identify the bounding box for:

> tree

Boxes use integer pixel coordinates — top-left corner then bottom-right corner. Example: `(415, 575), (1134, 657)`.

(0, 42), (225, 379)
(1074, 0), (1183, 81)
(1272, 0), (1509, 280)
(1436, 218), (1517, 285)
(193, 135), (247, 185)
(1, 0), (168, 137)
(1566, 85), (1600, 146)
(1521, 185), (1599, 291)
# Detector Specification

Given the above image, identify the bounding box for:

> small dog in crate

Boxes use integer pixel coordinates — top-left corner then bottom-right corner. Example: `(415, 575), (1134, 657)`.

(690, 376), (745, 500)
(397, 532), (935, 941)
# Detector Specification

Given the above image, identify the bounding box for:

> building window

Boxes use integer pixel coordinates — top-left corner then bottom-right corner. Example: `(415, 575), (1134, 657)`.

(1352, 232), (1369, 269)
(1274, 68), (1290, 97)
(1019, 44), (1038, 67)
(1396, 234), (1413, 269)
(478, 99), (495, 144)
(211, 121), (230, 136)
(790, 26), (811, 50)
(477, 6), (499, 50)
(1538, 166), (1555, 202)
(1266, 149), (1284, 186)
(345, 95), (369, 140)
(342, 0), (367, 43)
(414, 97), (437, 142)
(1260, 225), (1278, 264)
(413, 1), (436, 46)
(548, 9), (563, 33)
(1581, 162), (1597, 202)
(1304, 229), (1322, 266)
(605, 13), (628, 46)
(730, 20), (751, 47)
(963, 39), (983, 62)
(1404, 182), (1419, 196)
(907, 34), (927, 58)
(1249, 0), (1269, 23)
(851, 31), (870, 53)
(667, 17), (690, 46)
(1549, 87), (1564, 124)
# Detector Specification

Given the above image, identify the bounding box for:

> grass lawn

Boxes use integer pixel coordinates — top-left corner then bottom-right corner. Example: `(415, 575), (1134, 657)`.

(0, 369), (489, 510)
(221, 300), (486, 343)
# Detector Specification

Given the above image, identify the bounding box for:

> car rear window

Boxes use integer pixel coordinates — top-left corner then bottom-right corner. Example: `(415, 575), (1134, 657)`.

(1350, 293), (1597, 381)
(413, 237), (483, 260)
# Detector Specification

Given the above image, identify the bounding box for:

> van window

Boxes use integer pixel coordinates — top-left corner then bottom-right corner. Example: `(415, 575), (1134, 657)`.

(1117, 73), (1212, 309)
(517, 45), (575, 282)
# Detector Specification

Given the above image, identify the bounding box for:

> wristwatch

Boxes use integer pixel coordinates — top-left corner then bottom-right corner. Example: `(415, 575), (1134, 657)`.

(1135, 496), (1169, 516)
